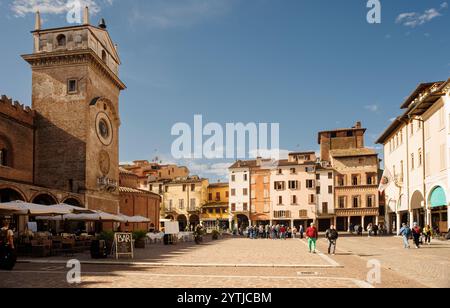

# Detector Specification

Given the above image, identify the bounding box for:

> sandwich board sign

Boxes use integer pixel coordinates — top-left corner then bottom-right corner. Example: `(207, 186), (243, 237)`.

(164, 221), (180, 235)
(113, 233), (134, 259)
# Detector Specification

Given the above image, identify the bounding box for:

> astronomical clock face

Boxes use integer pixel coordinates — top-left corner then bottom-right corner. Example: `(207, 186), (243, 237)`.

(99, 150), (111, 175)
(95, 112), (113, 146)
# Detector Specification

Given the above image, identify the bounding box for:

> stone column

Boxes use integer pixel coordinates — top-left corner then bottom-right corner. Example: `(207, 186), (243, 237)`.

(375, 215), (379, 226)
(409, 211), (414, 228)
(396, 213), (401, 235)
(347, 216), (351, 232)
(362, 216), (365, 230)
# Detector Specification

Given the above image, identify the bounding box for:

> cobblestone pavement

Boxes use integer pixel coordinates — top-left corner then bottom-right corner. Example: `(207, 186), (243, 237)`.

(1, 236), (447, 288)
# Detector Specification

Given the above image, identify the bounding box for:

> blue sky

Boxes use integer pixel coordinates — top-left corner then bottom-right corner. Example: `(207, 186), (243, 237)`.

(1, 0), (449, 181)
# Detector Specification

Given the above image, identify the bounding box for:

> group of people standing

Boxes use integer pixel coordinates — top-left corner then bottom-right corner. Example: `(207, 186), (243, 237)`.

(243, 223), (340, 256)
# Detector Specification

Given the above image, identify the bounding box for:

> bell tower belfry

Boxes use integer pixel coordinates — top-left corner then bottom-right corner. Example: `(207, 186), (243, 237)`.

(22, 8), (126, 213)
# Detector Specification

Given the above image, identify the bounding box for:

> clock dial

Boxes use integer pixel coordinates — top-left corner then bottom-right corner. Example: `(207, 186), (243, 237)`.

(95, 112), (113, 146)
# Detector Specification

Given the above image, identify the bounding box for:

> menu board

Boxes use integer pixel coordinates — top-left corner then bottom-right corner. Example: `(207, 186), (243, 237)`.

(113, 233), (134, 259)
(164, 221), (180, 235)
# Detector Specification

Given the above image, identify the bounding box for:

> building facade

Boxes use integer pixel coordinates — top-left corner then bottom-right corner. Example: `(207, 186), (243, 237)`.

(270, 152), (317, 229)
(202, 183), (229, 231)
(319, 122), (381, 232)
(377, 80), (450, 234)
(149, 176), (209, 230)
(0, 9), (125, 232)
(118, 168), (161, 232)
(228, 162), (251, 229)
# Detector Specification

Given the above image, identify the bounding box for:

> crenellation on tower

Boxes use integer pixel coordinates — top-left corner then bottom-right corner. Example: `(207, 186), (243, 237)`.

(0, 95), (34, 126)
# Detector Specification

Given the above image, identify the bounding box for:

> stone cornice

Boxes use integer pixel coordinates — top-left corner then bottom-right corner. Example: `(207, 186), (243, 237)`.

(22, 50), (126, 90)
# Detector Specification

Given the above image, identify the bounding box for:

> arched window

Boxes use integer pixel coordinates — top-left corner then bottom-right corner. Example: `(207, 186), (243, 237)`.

(0, 148), (7, 166)
(101, 50), (107, 63)
(56, 34), (66, 47)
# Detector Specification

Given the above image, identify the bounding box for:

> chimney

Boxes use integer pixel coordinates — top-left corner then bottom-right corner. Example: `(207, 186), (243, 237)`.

(34, 11), (41, 31)
(256, 157), (262, 167)
(354, 121), (362, 129)
(83, 6), (90, 25)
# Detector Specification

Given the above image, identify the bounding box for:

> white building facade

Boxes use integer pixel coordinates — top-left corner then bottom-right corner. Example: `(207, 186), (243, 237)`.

(377, 80), (450, 234)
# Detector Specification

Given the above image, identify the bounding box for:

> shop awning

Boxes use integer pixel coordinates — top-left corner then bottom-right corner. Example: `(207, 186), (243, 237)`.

(430, 187), (447, 208)
(0, 201), (71, 216)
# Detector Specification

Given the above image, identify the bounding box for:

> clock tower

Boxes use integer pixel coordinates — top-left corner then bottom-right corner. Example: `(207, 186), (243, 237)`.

(22, 8), (126, 213)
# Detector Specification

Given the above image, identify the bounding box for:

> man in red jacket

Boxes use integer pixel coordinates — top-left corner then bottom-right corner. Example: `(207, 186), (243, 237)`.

(306, 223), (318, 253)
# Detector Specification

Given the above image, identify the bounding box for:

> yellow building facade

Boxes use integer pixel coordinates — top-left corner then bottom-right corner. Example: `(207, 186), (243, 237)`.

(202, 183), (230, 231)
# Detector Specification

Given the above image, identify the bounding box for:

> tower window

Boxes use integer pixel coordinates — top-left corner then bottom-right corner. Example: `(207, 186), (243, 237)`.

(56, 34), (66, 47)
(0, 149), (8, 167)
(68, 79), (78, 94)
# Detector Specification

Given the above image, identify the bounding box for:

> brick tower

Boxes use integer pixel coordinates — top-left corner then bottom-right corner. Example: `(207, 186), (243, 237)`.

(22, 8), (126, 213)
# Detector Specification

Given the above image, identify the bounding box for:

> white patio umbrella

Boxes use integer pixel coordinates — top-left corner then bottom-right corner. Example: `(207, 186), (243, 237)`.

(118, 214), (151, 223)
(36, 211), (126, 222)
(54, 203), (96, 214)
(0, 201), (71, 216)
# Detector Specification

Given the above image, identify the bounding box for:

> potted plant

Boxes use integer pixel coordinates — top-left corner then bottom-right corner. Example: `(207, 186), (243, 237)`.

(133, 230), (147, 249)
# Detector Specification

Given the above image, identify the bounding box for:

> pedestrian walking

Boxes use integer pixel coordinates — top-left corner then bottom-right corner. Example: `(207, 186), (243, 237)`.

(280, 225), (286, 240)
(299, 225), (304, 239)
(423, 225), (432, 245)
(325, 225), (339, 255)
(306, 223), (318, 253)
(412, 223), (421, 249)
(399, 223), (411, 249)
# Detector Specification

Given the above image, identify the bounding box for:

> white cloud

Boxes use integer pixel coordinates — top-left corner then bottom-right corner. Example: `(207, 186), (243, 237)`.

(364, 104), (379, 113)
(11, 0), (112, 17)
(396, 3), (447, 28)
(129, 0), (235, 29)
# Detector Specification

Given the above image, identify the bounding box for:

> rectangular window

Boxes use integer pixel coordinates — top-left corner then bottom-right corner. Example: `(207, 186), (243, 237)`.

(328, 186), (333, 194)
(290, 168), (296, 174)
(278, 196), (283, 205)
(216, 192), (221, 201)
(231, 189), (236, 196)
(328, 172), (333, 179)
(231, 203), (236, 212)
(231, 175), (236, 182)
(191, 184), (195, 191)
(352, 175), (359, 186)
(274, 181), (285, 190)
(306, 180), (315, 189)
(316, 186), (321, 194)
(243, 203), (248, 211)
(208, 193), (213, 201)
(190, 198), (196, 209)
(183, 184), (187, 192)
(226, 191), (229, 198)
(299, 210), (307, 217)
(309, 194), (315, 204)
(337, 175), (345, 187)
(338, 197), (346, 209)
(353, 196), (360, 208)
(243, 188), (248, 196)
(165, 186), (169, 193)
(288, 180), (298, 190)
(418, 148), (423, 167)
(67, 79), (78, 94)
(244, 174), (248, 181)
(316, 174), (320, 180)
(322, 202), (328, 214)
(292, 195), (297, 205)
(179, 199), (184, 210)
(367, 195), (375, 208)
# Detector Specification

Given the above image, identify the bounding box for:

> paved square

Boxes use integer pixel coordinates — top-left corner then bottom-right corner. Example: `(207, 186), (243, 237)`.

(2, 236), (449, 288)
